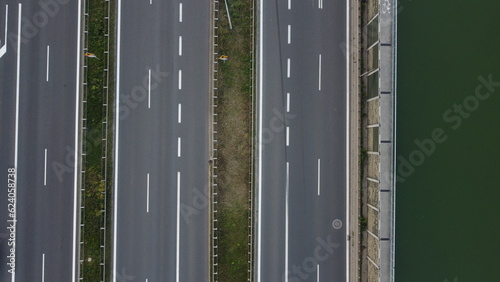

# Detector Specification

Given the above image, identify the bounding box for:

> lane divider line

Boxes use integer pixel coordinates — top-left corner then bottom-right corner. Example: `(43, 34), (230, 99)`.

(178, 69), (182, 90)
(286, 93), (290, 113)
(286, 126), (289, 146)
(44, 149), (47, 186)
(317, 158), (321, 195)
(287, 25), (291, 44)
(177, 137), (181, 157)
(146, 173), (150, 213)
(179, 36), (182, 56)
(46, 45), (50, 82)
(287, 58), (290, 78)
(178, 103), (182, 123)
(42, 253), (45, 282)
(148, 69), (151, 108)
(318, 54), (322, 91)
(317, 264), (319, 281)
(179, 3), (183, 22)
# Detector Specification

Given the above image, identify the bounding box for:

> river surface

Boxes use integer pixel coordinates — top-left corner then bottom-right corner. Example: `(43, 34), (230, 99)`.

(396, 1), (500, 281)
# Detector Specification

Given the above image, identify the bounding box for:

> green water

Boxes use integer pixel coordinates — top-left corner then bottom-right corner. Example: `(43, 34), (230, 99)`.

(396, 1), (500, 281)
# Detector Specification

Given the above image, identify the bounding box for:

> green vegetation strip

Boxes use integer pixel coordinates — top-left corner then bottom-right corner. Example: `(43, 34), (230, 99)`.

(81, 0), (114, 280)
(216, 0), (254, 280)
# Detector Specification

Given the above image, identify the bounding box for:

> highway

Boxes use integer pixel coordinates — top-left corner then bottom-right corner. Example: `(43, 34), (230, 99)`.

(0, 1), (81, 281)
(255, 0), (349, 281)
(112, 0), (210, 281)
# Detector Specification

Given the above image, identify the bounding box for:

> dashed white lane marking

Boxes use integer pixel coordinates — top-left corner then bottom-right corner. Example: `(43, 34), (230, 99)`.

(317, 264), (320, 281)
(178, 103), (182, 123)
(288, 0), (291, 10)
(179, 3), (183, 22)
(287, 58), (290, 78)
(179, 36), (182, 56)
(42, 253), (45, 282)
(318, 54), (322, 91)
(178, 70), (182, 90)
(286, 126), (289, 146)
(317, 158), (321, 195)
(177, 137), (181, 157)
(286, 93), (290, 113)
(146, 173), (150, 213)
(148, 69), (151, 108)
(287, 25), (291, 44)
(44, 149), (47, 186)
(46, 45), (50, 81)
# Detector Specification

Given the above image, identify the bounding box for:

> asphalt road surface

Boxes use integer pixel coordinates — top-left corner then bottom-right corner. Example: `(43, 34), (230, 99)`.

(0, 0), (82, 281)
(255, 0), (349, 281)
(112, 0), (210, 281)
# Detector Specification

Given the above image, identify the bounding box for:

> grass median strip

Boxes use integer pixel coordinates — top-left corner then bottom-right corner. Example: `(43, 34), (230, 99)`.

(216, 0), (254, 280)
(80, 0), (114, 280)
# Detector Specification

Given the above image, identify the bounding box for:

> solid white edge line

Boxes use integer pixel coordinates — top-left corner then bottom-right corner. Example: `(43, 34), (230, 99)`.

(148, 69), (151, 108)
(287, 58), (290, 78)
(317, 158), (320, 195)
(12, 5), (21, 282)
(179, 3), (183, 22)
(72, 0), (82, 280)
(178, 103), (182, 123)
(44, 149), (47, 186)
(287, 25), (291, 44)
(285, 162), (289, 282)
(176, 171), (181, 282)
(257, 0), (263, 278)
(46, 45), (50, 82)
(179, 36), (182, 56)
(345, 0), (350, 280)
(42, 253), (45, 282)
(286, 93), (290, 113)
(178, 69), (182, 90)
(146, 173), (150, 213)
(177, 137), (181, 157)
(318, 54), (322, 91)
(112, 0), (121, 281)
